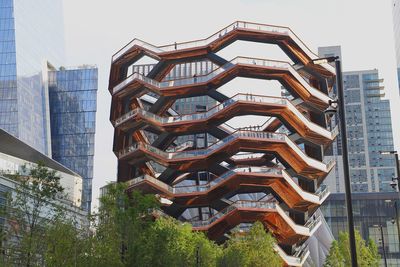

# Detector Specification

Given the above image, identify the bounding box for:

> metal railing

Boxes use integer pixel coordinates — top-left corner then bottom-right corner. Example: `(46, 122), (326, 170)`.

(114, 109), (138, 126)
(127, 167), (328, 207)
(315, 184), (329, 201)
(173, 167), (282, 194)
(113, 39), (163, 62)
(190, 199), (320, 234)
(293, 242), (310, 263)
(275, 244), (309, 266)
(166, 141), (194, 152)
(118, 143), (138, 158)
(114, 93), (338, 141)
(113, 72), (160, 95)
(127, 174), (173, 193)
(127, 168), (282, 195)
(304, 215), (321, 232)
(118, 130), (334, 172)
(112, 21), (335, 79)
(112, 57), (332, 107)
(112, 21), (333, 68)
(190, 200), (276, 228)
(113, 57), (284, 94)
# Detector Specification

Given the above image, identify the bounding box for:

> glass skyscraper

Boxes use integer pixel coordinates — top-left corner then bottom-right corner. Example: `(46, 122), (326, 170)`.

(0, 0), (65, 154)
(0, 1), (97, 211)
(319, 47), (396, 193)
(319, 46), (399, 265)
(344, 70), (395, 192)
(48, 67), (98, 211)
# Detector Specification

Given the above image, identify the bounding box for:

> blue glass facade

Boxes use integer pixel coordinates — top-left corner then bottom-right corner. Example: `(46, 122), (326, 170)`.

(322, 193), (400, 266)
(319, 47), (396, 193)
(0, 0), (18, 138)
(0, 1), (97, 211)
(343, 71), (396, 193)
(48, 67), (98, 211)
(319, 46), (399, 264)
(0, 0), (65, 154)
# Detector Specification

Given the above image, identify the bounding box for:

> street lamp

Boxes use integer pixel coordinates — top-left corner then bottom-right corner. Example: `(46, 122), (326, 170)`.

(313, 56), (358, 267)
(379, 151), (400, 191)
(373, 224), (388, 267)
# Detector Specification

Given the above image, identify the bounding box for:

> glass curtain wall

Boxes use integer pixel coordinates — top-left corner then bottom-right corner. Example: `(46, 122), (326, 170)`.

(0, 0), (65, 154)
(48, 67), (97, 211)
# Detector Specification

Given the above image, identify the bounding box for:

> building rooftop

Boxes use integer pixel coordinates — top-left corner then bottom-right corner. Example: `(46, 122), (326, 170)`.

(0, 128), (79, 177)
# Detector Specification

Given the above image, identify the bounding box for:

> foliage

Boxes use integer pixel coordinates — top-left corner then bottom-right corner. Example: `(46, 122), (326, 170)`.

(1, 162), (65, 266)
(43, 218), (88, 267)
(324, 230), (380, 267)
(93, 182), (159, 266)
(0, 176), (283, 267)
(324, 240), (345, 267)
(218, 222), (282, 267)
(89, 183), (279, 267)
(92, 183), (221, 267)
(138, 216), (222, 267)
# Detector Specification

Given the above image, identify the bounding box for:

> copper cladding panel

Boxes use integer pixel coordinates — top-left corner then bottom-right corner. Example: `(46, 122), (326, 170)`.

(115, 98), (335, 146)
(109, 21), (336, 262)
(193, 208), (305, 245)
(119, 137), (331, 180)
(111, 62), (330, 120)
(109, 22), (334, 90)
(127, 172), (320, 212)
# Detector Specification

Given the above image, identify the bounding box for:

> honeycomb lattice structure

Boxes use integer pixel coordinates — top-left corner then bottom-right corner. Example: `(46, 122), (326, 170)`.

(109, 21), (337, 266)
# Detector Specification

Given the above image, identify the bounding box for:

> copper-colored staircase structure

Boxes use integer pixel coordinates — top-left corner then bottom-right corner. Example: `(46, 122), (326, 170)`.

(109, 21), (336, 267)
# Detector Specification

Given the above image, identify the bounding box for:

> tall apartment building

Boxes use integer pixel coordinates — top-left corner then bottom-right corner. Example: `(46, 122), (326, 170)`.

(319, 46), (400, 265)
(110, 21), (338, 266)
(319, 46), (396, 193)
(393, 0), (400, 94)
(0, 1), (97, 211)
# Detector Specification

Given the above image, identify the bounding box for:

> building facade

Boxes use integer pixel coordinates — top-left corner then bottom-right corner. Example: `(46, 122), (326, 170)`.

(319, 46), (399, 265)
(0, 0), (65, 154)
(48, 66), (98, 211)
(0, 128), (89, 253)
(322, 193), (400, 266)
(0, 1), (97, 211)
(319, 47), (396, 193)
(109, 21), (338, 266)
(0, 128), (82, 206)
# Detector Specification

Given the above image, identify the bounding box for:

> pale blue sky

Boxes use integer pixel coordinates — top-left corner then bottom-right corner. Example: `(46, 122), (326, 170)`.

(62, 0), (400, 210)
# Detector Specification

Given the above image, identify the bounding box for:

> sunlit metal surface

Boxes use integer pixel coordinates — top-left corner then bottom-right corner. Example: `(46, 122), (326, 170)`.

(109, 21), (336, 266)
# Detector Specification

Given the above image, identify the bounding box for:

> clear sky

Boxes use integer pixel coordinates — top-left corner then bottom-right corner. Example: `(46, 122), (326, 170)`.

(62, 0), (400, 210)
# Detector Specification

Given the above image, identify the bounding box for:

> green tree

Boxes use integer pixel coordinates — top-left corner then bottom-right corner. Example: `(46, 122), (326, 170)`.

(139, 216), (222, 267)
(219, 221), (282, 267)
(90, 182), (159, 267)
(1, 177), (286, 266)
(91, 182), (222, 267)
(43, 217), (88, 267)
(2, 162), (65, 266)
(368, 238), (380, 265)
(324, 240), (345, 267)
(324, 230), (380, 267)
